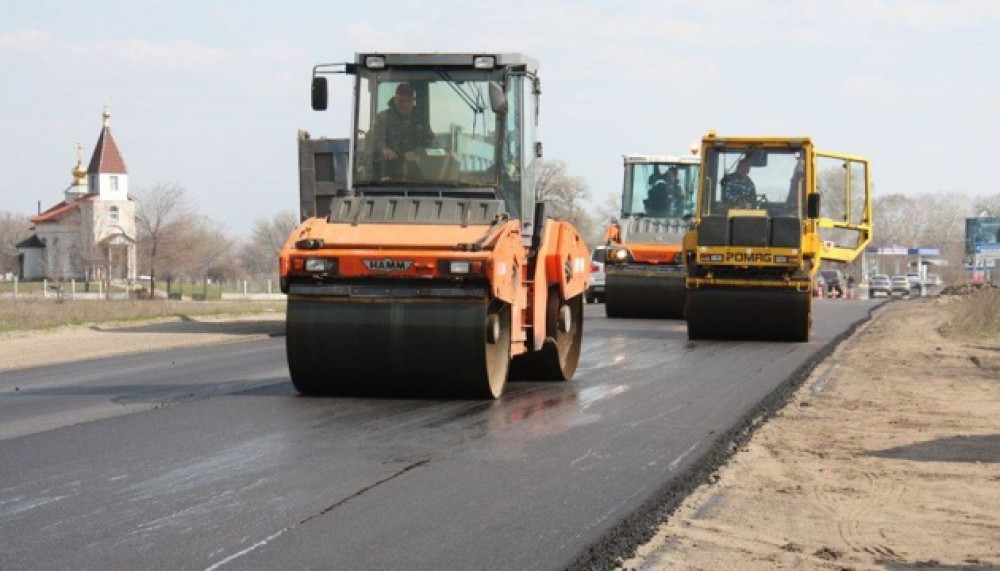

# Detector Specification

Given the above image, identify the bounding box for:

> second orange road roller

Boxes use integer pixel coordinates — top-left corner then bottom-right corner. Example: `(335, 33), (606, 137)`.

(602, 154), (700, 318)
(279, 52), (590, 398)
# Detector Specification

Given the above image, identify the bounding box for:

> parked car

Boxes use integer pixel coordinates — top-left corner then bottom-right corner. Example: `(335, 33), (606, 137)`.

(905, 273), (924, 296)
(890, 275), (912, 296)
(587, 246), (607, 304)
(868, 274), (892, 297)
(924, 273), (943, 288)
(819, 269), (845, 298)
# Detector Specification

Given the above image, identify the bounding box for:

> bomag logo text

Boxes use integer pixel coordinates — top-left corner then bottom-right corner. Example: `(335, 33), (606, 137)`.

(362, 259), (413, 272)
(724, 252), (773, 263)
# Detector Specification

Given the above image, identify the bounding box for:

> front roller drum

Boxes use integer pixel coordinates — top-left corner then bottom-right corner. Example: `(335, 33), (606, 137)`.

(685, 287), (812, 342)
(286, 297), (511, 398)
(605, 270), (686, 319)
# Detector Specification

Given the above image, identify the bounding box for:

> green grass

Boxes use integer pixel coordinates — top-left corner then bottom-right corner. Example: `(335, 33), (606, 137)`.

(0, 299), (286, 334)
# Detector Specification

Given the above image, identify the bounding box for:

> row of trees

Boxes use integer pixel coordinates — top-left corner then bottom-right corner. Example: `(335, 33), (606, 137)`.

(1, 162), (998, 290)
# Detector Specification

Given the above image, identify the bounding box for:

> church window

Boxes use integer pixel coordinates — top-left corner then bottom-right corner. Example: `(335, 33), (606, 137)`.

(109, 206), (120, 222)
(110, 176), (119, 191)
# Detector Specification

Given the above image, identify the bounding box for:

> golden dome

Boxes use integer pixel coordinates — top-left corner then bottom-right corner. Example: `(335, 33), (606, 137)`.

(71, 142), (87, 185)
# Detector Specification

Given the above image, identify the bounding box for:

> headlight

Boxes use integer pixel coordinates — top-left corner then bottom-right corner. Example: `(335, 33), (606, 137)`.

(304, 258), (335, 272)
(473, 55), (495, 69)
(439, 260), (483, 275)
(612, 248), (629, 261)
(295, 238), (324, 250)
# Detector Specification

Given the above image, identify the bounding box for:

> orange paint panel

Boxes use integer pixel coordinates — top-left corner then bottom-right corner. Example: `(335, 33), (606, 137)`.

(628, 244), (683, 264)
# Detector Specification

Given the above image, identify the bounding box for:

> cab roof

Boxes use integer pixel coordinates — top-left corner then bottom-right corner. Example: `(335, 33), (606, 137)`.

(354, 52), (538, 73)
(623, 154), (700, 165)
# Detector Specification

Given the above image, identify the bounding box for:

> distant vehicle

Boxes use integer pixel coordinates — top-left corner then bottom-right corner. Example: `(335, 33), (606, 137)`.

(868, 274), (892, 297)
(819, 269), (845, 298)
(924, 273), (943, 287)
(890, 276), (912, 296)
(905, 273), (924, 296)
(587, 246), (607, 304)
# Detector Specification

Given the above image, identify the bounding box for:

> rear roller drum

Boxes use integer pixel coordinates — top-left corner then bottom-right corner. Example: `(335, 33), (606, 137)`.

(510, 288), (584, 381)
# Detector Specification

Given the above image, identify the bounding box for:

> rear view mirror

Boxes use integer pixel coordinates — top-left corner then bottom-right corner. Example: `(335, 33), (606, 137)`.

(748, 149), (768, 167)
(311, 77), (328, 111)
(489, 81), (507, 114)
(807, 193), (821, 219)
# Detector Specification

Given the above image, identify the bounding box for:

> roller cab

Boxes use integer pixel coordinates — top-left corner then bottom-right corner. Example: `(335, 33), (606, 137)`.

(683, 133), (872, 341)
(603, 154), (700, 319)
(280, 53), (589, 398)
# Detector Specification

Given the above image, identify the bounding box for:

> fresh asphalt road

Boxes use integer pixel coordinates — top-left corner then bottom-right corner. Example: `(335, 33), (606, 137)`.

(0, 298), (881, 570)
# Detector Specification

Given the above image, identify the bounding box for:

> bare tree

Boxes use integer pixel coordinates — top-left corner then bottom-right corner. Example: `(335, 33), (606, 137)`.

(873, 193), (968, 249)
(972, 193), (1000, 218)
(871, 192), (978, 282)
(0, 212), (32, 277)
(593, 192), (622, 245)
(134, 184), (197, 299)
(535, 160), (597, 245)
(238, 210), (299, 280)
(173, 220), (235, 283)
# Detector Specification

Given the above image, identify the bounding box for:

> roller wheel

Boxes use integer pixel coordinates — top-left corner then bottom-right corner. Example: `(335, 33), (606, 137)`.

(604, 271), (686, 319)
(685, 288), (811, 342)
(510, 288), (583, 381)
(286, 297), (512, 399)
(478, 302), (512, 398)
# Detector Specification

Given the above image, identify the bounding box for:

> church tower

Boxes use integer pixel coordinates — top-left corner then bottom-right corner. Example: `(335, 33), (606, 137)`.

(86, 106), (129, 200)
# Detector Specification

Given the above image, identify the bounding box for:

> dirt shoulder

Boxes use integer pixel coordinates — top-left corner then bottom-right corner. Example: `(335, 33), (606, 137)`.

(622, 297), (1000, 570)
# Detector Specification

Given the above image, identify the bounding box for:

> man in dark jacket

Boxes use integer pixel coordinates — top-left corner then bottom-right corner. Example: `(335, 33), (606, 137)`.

(371, 83), (435, 179)
(721, 158), (757, 208)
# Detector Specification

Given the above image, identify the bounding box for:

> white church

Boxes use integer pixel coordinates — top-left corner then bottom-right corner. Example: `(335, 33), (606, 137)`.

(17, 107), (137, 283)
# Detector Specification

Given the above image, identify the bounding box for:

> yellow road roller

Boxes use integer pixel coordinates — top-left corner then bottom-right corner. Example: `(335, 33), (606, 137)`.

(682, 132), (872, 341)
(603, 154), (700, 318)
(279, 53), (590, 398)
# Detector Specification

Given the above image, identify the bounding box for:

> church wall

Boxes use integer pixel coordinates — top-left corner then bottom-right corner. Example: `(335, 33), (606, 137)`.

(20, 249), (46, 280)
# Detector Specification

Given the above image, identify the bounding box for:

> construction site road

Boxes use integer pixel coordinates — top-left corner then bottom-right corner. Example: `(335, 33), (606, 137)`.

(0, 299), (878, 570)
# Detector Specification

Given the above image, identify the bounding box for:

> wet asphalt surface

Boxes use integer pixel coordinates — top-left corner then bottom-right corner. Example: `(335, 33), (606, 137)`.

(0, 298), (881, 570)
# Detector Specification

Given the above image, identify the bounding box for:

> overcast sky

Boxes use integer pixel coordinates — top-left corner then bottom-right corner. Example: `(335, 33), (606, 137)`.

(2, 0), (998, 237)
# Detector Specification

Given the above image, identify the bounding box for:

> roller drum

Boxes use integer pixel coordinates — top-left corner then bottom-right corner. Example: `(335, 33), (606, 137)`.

(684, 287), (811, 342)
(604, 268), (686, 319)
(286, 296), (510, 398)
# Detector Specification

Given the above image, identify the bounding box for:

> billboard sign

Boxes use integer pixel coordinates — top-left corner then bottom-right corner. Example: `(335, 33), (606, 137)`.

(965, 217), (1000, 255)
(877, 247), (909, 255)
(975, 243), (1000, 255)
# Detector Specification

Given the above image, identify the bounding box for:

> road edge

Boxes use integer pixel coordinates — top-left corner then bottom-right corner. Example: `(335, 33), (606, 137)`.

(567, 301), (889, 570)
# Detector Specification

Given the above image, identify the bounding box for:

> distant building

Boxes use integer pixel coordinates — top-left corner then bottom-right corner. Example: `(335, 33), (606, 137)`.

(17, 107), (137, 282)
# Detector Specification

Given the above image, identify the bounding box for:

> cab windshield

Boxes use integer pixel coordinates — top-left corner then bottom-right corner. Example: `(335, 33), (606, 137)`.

(622, 162), (699, 219)
(353, 68), (504, 187)
(701, 148), (803, 217)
